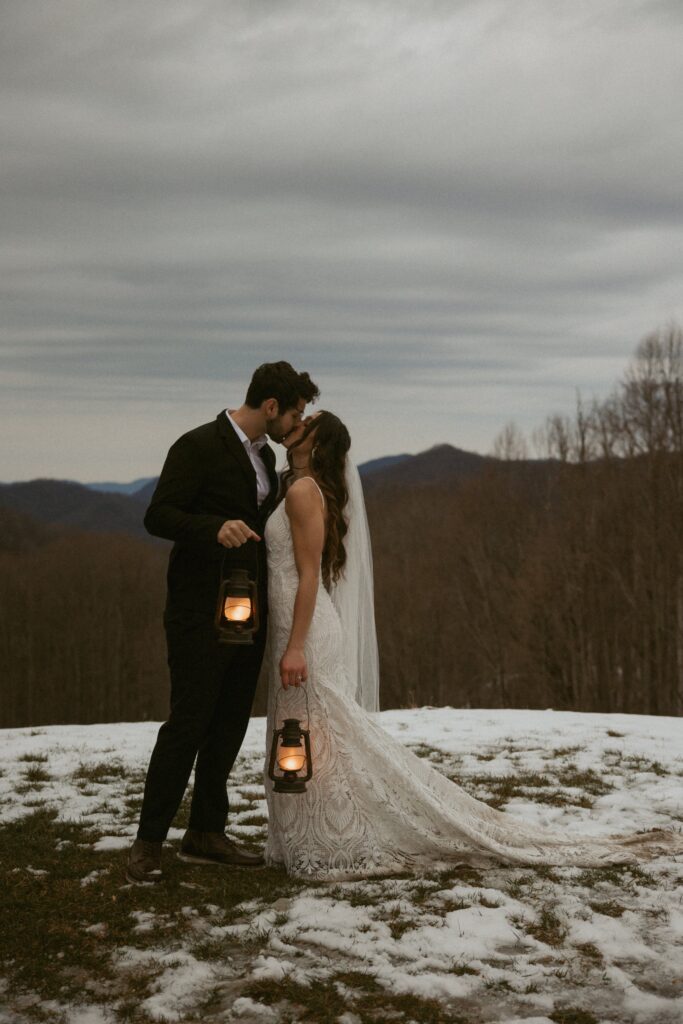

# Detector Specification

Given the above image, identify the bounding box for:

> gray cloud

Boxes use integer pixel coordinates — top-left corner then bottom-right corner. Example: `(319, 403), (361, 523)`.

(1, 0), (682, 479)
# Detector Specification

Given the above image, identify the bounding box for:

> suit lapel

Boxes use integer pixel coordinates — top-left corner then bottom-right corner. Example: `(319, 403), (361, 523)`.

(216, 411), (257, 504)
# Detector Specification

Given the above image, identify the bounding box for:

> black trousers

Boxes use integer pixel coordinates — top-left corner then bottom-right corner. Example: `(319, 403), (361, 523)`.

(137, 617), (267, 842)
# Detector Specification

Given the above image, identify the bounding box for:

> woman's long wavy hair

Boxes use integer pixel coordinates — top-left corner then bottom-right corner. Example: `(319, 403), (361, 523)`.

(281, 411), (351, 587)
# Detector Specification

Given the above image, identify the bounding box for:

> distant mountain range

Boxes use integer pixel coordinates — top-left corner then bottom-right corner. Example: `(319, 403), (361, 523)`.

(0, 479), (151, 540)
(84, 477), (157, 496)
(0, 445), (518, 539)
(358, 444), (500, 490)
(79, 457), (416, 497)
(79, 447), (491, 494)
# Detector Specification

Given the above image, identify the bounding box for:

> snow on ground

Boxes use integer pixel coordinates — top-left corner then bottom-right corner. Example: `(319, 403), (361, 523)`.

(1, 708), (682, 1024)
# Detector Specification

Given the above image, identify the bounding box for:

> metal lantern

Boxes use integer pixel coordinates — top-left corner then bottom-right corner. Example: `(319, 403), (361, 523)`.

(268, 691), (313, 793)
(215, 568), (259, 644)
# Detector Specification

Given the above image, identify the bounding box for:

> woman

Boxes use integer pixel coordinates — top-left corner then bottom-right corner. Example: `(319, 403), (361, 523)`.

(263, 412), (682, 880)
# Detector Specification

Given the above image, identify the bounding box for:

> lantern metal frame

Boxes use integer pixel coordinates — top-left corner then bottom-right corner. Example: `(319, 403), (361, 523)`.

(268, 687), (313, 794)
(215, 566), (259, 645)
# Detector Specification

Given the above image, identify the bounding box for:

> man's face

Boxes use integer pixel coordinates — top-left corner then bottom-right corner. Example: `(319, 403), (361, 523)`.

(266, 398), (306, 443)
(282, 412), (320, 451)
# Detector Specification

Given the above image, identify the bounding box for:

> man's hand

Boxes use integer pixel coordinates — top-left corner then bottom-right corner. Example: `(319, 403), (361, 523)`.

(217, 520), (261, 548)
(280, 647), (307, 689)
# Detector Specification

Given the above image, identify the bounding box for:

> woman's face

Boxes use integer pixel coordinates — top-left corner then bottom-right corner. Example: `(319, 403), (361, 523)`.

(283, 412), (321, 453)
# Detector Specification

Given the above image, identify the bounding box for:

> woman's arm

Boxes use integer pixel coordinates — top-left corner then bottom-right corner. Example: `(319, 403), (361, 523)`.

(279, 480), (325, 688)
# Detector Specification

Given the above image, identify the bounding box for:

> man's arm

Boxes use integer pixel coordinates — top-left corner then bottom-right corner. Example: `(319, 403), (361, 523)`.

(144, 435), (225, 546)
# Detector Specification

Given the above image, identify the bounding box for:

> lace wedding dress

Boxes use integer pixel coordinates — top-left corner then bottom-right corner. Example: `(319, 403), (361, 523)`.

(263, 485), (681, 881)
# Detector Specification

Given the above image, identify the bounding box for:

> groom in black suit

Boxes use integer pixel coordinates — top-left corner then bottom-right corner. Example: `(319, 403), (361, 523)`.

(127, 362), (319, 883)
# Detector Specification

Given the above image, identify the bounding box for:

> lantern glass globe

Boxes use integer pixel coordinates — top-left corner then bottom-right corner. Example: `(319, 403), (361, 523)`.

(224, 596), (252, 622)
(278, 747), (306, 772)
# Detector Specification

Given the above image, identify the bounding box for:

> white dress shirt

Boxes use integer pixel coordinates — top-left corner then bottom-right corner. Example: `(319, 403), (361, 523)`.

(226, 411), (271, 507)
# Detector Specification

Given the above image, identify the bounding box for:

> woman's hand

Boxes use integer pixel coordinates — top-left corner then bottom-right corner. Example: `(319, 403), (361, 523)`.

(280, 647), (307, 689)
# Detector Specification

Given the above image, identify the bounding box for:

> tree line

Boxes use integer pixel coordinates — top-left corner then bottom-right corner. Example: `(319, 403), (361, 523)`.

(0, 514), (169, 727)
(1, 324), (681, 727)
(368, 324), (683, 716)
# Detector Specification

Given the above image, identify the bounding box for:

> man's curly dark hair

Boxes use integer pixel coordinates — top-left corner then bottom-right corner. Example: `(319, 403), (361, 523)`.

(245, 361), (319, 413)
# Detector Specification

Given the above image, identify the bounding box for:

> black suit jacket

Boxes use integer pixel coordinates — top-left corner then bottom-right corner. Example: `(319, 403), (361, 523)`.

(144, 411), (279, 625)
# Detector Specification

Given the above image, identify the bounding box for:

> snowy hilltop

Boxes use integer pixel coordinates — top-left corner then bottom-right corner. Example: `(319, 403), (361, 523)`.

(1, 708), (682, 1024)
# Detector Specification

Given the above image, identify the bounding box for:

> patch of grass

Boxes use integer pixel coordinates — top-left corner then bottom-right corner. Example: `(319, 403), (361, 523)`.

(190, 934), (238, 962)
(17, 753), (49, 763)
(601, 749), (624, 769)
(335, 969), (381, 993)
(112, 962), (164, 1013)
(462, 763), (614, 809)
(237, 814), (268, 827)
(576, 864), (656, 891)
(549, 1008), (599, 1024)
(409, 743), (440, 759)
(606, 729), (625, 738)
(574, 942), (604, 964)
(237, 772), (267, 787)
(551, 745), (582, 756)
(243, 975), (469, 1024)
(461, 770), (591, 810)
(0, 807), (304, 1015)
(588, 899), (624, 917)
(326, 883), (378, 907)
(527, 905), (567, 947)
(484, 977), (513, 992)
(122, 772), (147, 789)
(386, 906), (416, 940)
(505, 873), (537, 899)
(431, 865), (485, 887)
(226, 927), (277, 955)
(451, 961), (479, 976)
(410, 881), (439, 905)
(440, 895), (472, 912)
(539, 790), (594, 809)
(21, 764), (51, 785)
(622, 755), (669, 776)
(555, 766), (613, 797)
(90, 801), (117, 815)
(74, 761), (127, 783)
(534, 865), (561, 882)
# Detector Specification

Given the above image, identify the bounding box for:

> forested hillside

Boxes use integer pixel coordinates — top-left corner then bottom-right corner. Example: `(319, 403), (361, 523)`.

(369, 327), (683, 716)
(0, 515), (168, 727)
(1, 326), (681, 726)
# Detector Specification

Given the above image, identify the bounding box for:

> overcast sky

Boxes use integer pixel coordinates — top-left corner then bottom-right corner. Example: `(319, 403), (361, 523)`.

(2, 0), (682, 481)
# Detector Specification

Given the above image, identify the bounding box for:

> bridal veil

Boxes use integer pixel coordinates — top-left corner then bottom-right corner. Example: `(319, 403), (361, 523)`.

(328, 457), (380, 713)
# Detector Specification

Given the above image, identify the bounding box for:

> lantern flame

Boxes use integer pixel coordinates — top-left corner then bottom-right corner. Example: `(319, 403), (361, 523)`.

(224, 596), (252, 623)
(277, 747), (306, 773)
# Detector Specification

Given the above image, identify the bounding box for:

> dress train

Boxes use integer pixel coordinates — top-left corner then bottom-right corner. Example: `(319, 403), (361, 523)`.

(262, 498), (682, 881)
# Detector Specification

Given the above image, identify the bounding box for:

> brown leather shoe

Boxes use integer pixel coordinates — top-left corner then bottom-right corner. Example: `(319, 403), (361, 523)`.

(126, 839), (163, 883)
(178, 829), (264, 867)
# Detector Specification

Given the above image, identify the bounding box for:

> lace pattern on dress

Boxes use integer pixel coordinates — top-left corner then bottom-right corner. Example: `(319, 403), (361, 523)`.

(262, 501), (683, 881)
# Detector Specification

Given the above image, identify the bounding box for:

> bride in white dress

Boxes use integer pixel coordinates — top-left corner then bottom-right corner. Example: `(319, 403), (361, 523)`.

(263, 412), (682, 881)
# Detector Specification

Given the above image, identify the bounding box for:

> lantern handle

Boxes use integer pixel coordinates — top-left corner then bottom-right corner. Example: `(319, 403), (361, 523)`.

(219, 534), (260, 586)
(275, 682), (310, 732)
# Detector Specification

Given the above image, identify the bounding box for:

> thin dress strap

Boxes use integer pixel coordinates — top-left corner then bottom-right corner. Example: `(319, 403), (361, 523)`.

(300, 476), (325, 511)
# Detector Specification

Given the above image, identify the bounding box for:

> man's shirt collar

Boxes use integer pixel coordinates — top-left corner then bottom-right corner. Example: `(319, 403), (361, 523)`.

(226, 410), (267, 450)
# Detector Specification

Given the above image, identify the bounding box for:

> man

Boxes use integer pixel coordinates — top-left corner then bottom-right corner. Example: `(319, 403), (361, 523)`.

(127, 361), (320, 883)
